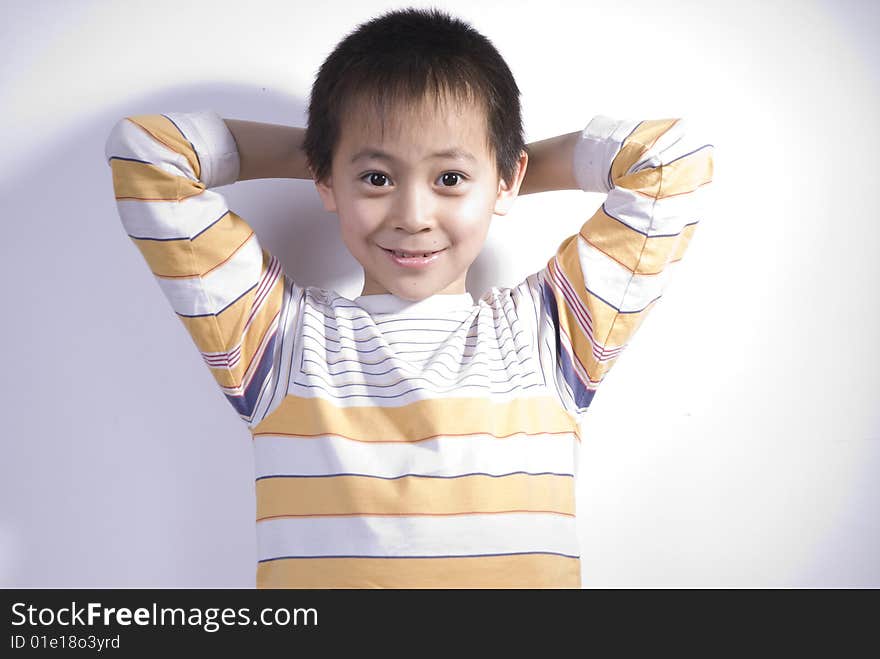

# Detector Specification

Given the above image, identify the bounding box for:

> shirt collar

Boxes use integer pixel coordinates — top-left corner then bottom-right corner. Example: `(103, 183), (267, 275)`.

(353, 291), (474, 315)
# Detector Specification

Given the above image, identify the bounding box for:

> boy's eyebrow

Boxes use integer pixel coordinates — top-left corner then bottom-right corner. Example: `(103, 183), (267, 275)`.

(350, 147), (478, 165)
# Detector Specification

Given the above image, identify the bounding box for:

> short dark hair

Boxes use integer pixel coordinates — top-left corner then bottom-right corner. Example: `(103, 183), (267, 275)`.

(303, 6), (526, 188)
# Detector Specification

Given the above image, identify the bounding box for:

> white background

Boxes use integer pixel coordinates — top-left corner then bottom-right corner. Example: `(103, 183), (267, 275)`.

(1, 0), (877, 587)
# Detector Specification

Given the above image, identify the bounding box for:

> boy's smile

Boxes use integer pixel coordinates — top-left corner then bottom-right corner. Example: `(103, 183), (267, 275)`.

(314, 92), (527, 301)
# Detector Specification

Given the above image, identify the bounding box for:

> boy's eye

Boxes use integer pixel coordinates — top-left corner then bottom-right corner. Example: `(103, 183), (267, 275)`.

(363, 172), (391, 187)
(438, 172), (465, 187)
(360, 172), (467, 187)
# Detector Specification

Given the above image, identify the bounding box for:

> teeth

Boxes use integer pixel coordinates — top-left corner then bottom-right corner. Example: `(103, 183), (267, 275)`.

(393, 250), (433, 258)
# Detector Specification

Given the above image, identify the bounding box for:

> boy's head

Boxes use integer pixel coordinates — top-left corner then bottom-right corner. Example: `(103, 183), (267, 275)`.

(303, 7), (529, 301)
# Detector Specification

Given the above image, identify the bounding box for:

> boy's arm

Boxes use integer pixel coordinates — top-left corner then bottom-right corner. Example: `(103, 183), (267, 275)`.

(520, 115), (715, 417)
(104, 110), (304, 428)
(518, 131), (581, 195)
(222, 119), (311, 181)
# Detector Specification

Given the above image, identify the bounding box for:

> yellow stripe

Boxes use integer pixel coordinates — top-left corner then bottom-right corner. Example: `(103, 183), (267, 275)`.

(579, 207), (699, 276)
(131, 211), (254, 278)
(127, 114), (201, 180)
(256, 472), (574, 519)
(110, 157), (202, 202)
(256, 554), (581, 588)
(252, 394), (580, 441)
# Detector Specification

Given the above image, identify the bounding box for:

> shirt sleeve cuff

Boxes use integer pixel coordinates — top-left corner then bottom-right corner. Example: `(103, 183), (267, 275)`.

(572, 114), (631, 194)
(163, 110), (241, 188)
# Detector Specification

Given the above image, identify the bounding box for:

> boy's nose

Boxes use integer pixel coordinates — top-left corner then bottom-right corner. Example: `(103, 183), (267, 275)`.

(391, 186), (437, 232)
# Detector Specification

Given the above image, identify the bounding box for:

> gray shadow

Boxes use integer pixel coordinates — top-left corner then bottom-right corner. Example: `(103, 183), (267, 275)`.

(0, 81), (502, 586)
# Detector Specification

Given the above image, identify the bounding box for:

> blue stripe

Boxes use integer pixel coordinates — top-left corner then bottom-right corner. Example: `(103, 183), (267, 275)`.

(294, 381), (543, 400)
(302, 305), (503, 338)
(301, 355), (533, 379)
(525, 275), (548, 388)
(300, 342), (535, 376)
(301, 316), (479, 344)
(576, 272), (663, 316)
(223, 329), (278, 418)
(175, 281), (258, 318)
(191, 210), (232, 240)
(303, 318), (528, 349)
(300, 331), (530, 358)
(540, 279), (595, 411)
(108, 155), (151, 165)
(299, 343), (529, 368)
(128, 210), (231, 242)
(160, 113), (202, 182)
(259, 550), (580, 563)
(300, 366), (492, 390)
(128, 233), (189, 242)
(612, 120), (644, 190)
(602, 201), (699, 239)
(261, 278), (296, 423)
(665, 143), (713, 166)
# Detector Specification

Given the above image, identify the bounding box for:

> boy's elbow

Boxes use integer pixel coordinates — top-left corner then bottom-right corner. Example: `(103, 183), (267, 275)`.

(104, 117), (131, 165)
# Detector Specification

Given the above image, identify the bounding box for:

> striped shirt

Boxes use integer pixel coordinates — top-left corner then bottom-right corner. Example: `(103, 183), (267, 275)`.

(104, 109), (714, 588)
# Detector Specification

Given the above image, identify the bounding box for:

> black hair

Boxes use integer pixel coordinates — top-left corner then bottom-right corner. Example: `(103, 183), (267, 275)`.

(302, 6), (526, 188)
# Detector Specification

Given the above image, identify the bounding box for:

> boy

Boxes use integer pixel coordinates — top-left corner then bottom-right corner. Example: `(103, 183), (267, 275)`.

(104, 7), (713, 588)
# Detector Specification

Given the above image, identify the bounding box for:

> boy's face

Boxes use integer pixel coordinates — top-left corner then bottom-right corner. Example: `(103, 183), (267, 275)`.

(314, 94), (527, 300)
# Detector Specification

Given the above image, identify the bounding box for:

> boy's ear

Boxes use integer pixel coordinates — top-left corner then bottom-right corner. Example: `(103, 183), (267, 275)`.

(493, 149), (528, 217)
(314, 173), (338, 213)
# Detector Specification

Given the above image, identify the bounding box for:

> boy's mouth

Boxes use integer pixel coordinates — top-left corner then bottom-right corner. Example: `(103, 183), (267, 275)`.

(379, 245), (447, 268)
(380, 246), (447, 258)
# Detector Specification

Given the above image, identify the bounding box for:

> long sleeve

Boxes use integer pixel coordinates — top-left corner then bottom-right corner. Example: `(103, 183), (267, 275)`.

(104, 110), (300, 428)
(524, 115), (715, 418)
